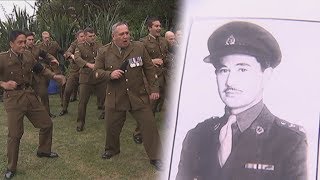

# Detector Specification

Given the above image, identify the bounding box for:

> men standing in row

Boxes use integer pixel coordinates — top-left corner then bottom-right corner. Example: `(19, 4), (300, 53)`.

(59, 30), (85, 116)
(0, 30), (66, 179)
(95, 21), (163, 170)
(74, 27), (106, 132)
(25, 32), (60, 118)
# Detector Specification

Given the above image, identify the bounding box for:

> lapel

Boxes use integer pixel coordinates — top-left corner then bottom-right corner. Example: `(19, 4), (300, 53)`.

(122, 43), (134, 61)
(111, 43), (122, 59)
(221, 106), (275, 175)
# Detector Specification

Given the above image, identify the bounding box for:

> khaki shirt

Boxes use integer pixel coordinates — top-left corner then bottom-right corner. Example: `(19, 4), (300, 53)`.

(74, 41), (103, 84)
(95, 41), (159, 110)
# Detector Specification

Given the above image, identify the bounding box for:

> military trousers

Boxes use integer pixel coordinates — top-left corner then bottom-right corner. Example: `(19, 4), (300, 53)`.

(105, 106), (162, 160)
(134, 74), (166, 136)
(62, 72), (79, 111)
(3, 90), (53, 171)
(33, 75), (51, 114)
(76, 82), (106, 129)
(150, 74), (166, 113)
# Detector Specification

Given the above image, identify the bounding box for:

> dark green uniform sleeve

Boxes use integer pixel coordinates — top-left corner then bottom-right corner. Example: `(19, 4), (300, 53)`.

(281, 135), (307, 180)
(176, 131), (197, 180)
(94, 48), (112, 82)
(74, 47), (87, 68)
(141, 46), (159, 93)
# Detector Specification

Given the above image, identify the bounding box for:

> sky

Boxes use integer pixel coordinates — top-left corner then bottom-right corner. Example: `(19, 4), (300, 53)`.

(0, 0), (36, 21)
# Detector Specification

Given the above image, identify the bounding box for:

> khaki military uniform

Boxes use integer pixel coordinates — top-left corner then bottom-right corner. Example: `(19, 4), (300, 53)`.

(0, 49), (56, 172)
(140, 34), (169, 113)
(74, 41), (106, 129)
(61, 40), (80, 111)
(26, 45), (56, 114)
(95, 41), (162, 160)
(38, 40), (64, 105)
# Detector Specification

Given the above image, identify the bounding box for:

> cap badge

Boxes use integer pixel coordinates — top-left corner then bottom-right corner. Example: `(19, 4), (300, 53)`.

(225, 35), (236, 45)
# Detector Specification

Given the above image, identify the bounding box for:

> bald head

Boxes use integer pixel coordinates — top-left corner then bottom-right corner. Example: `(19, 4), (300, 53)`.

(42, 31), (51, 44)
(165, 31), (176, 46)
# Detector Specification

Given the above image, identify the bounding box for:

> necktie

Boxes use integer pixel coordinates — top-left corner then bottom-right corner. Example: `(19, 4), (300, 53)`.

(218, 115), (237, 167)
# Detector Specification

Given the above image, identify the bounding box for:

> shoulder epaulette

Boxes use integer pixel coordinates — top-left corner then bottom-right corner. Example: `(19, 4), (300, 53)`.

(275, 119), (306, 135)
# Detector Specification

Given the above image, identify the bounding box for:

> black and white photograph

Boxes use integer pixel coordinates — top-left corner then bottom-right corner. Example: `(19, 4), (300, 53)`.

(167, 1), (320, 179)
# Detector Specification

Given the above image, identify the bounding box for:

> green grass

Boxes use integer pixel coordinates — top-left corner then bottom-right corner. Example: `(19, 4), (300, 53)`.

(0, 94), (165, 179)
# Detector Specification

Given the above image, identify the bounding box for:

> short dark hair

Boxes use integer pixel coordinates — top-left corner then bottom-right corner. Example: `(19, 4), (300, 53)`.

(146, 17), (160, 28)
(75, 30), (84, 37)
(9, 30), (26, 42)
(25, 31), (35, 38)
(84, 27), (95, 34)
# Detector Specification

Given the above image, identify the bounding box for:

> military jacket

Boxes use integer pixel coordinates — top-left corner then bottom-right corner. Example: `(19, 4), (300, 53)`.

(176, 106), (307, 180)
(140, 35), (169, 77)
(26, 45), (56, 66)
(74, 41), (103, 84)
(65, 40), (80, 74)
(0, 49), (55, 84)
(37, 40), (63, 59)
(95, 41), (159, 111)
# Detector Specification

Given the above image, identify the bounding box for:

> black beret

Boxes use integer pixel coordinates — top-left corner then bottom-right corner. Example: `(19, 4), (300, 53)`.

(204, 21), (282, 68)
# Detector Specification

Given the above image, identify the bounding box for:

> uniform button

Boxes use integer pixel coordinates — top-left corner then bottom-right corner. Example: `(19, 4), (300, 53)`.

(10, 72), (13, 74)
(22, 75), (24, 77)
(125, 79), (128, 82)
(107, 92), (111, 95)
(110, 65), (113, 68)
(126, 88), (129, 91)
(125, 70), (128, 73)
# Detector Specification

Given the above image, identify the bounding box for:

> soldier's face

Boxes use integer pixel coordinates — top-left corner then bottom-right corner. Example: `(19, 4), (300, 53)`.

(148, 21), (161, 37)
(77, 32), (85, 43)
(216, 54), (272, 113)
(26, 35), (35, 47)
(166, 33), (176, 46)
(10, 34), (26, 54)
(112, 24), (130, 48)
(42, 34), (50, 43)
(85, 32), (96, 44)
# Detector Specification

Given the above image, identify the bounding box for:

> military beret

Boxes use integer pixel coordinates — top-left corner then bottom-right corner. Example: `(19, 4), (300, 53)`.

(204, 21), (282, 68)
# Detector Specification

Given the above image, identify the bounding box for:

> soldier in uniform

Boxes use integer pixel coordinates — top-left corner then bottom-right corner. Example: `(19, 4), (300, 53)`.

(25, 32), (59, 117)
(95, 22), (163, 170)
(176, 21), (307, 180)
(134, 17), (169, 144)
(74, 27), (106, 131)
(0, 30), (65, 179)
(38, 31), (65, 113)
(59, 30), (85, 116)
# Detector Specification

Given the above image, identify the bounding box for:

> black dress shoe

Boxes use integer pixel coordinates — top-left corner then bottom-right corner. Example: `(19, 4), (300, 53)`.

(36, 152), (59, 158)
(101, 150), (120, 159)
(150, 160), (163, 171)
(133, 133), (143, 144)
(59, 110), (68, 116)
(4, 169), (15, 179)
(49, 113), (56, 118)
(76, 127), (83, 132)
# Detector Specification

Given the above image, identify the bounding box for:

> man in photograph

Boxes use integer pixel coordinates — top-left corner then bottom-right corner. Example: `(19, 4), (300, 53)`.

(176, 21), (307, 180)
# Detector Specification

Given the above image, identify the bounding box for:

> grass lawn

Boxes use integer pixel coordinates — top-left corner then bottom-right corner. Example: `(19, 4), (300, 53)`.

(0, 94), (165, 179)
